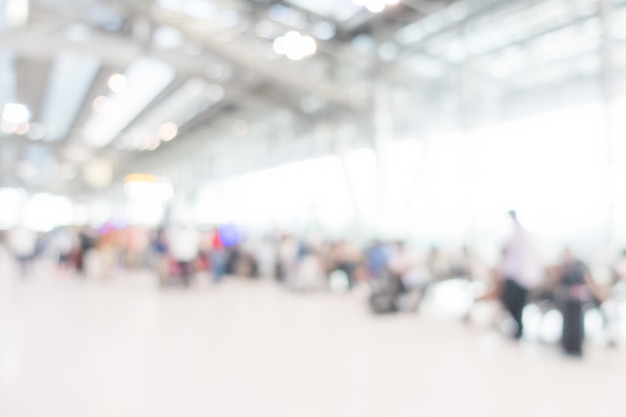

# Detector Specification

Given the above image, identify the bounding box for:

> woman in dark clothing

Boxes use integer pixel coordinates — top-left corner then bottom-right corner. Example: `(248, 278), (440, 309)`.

(556, 249), (603, 356)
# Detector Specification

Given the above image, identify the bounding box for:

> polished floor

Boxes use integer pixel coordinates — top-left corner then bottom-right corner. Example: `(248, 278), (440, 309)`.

(0, 258), (625, 417)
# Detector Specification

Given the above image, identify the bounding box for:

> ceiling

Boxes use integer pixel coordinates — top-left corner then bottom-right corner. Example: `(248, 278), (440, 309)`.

(2, 0), (622, 200)
(0, 0), (458, 197)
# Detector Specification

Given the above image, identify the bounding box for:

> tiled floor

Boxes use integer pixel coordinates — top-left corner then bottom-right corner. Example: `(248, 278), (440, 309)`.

(0, 258), (625, 417)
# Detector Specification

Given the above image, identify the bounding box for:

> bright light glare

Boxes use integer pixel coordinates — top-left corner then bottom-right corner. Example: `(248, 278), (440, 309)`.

(126, 200), (165, 226)
(196, 156), (353, 234)
(23, 194), (73, 232)
(124, 178), (174, 202)
(0, 188), (27, 230)
(2, 103), (30, 124)
(6, 0), (29, 27)
(273, 31), (317, 61)
(365, 1), (385, 13)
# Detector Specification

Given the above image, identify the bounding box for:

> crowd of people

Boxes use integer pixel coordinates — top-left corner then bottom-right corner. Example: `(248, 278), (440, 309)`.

(1, 211), (625, 357)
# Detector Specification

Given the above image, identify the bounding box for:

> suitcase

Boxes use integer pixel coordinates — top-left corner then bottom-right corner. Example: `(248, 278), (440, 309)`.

(369, 291), (398, 314)
(368, 275), (404, 314)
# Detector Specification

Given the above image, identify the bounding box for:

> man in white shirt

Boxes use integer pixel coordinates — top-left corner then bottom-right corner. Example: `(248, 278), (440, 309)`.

(500, 210), (543, 339)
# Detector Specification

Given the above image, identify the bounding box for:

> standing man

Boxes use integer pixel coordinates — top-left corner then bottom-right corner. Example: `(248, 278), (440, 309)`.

(500, 210), (542, 339)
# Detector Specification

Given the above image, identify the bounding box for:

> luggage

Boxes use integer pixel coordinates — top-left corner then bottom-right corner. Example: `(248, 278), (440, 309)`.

(368, 275), (405, 314)
(369, 291), (398, 314)
(557, 260), (593, 356)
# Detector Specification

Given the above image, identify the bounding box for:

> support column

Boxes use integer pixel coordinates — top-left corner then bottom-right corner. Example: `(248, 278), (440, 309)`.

(459, 53), (476, 247)
(599, 0), (616, 251)
(374, 78), (394, 238)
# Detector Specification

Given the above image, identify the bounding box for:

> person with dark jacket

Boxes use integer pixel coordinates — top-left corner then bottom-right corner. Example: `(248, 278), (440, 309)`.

(556, 249), (603, 356)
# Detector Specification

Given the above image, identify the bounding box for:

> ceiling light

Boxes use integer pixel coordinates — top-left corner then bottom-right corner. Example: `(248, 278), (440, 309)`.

(108, 73), (127, 92)
(365, 0), (385, 13)
(273, 31), (317, 61)
(83, 158), (113, 189)
(2, 103), (29, 124)
(14, 121), (29, 135)
(146, 136), (161, 151)
(157, 122), (178, 141)
(92, 95), (110, 113)
(6, 0), (29, 28)
(353, 0), (396, 13)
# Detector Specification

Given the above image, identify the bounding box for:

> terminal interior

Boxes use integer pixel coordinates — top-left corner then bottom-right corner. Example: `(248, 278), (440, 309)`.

(1, 0), (626, 416)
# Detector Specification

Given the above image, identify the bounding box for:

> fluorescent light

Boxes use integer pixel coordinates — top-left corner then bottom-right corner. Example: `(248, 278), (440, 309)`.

(82, 58), (175, 148)
(40, 51), (100, 142)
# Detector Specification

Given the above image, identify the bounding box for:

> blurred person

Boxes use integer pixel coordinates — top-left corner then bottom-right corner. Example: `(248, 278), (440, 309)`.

(387, 241), (410, 284)
(124, 226), (149, 269)
(366, 240), (389, 281)
(255, 234), (277, 279)
(427, 246), (450, 282)
(49, 227), (75, 273)
(227, 242), (258, 278)
(6, 224), (37, 277)
(197, 229), (213, 274)
(97, 226), (118, 281)
(370, 241), (428, 313)
(276, 234), (298, 284)
(499, 210), (543, 339)
(209, 228), (227, 283)
(151, 228), (170, 283)
(330, 239), (362, 289)
(77, 227), (97, 276)
(167, 223), (200, 286)
(292, 239), (326, 291)
(555, 248), (604, 356)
